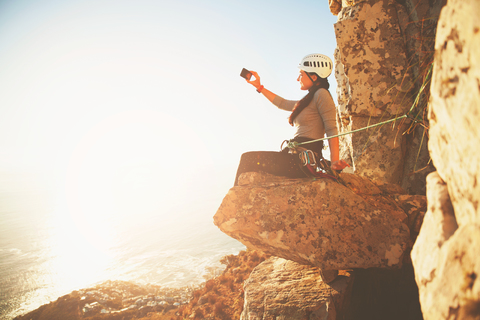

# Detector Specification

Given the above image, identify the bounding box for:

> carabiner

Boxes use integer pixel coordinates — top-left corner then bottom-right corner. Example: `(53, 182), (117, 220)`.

(299, 150), (316, 167)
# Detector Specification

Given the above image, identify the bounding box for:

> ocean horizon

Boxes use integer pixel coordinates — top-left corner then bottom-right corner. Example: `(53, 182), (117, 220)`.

(0, 168), (244, 319)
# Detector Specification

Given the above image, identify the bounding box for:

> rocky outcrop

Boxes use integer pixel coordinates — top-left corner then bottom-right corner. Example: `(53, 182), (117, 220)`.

(13, 281), (188, 320)
(333, 0), (413, 185)
(214, 172), (415, 271)
(332, 0), (444, 193)
(240, 257), (353, 320)
(411, 0), (480, 319)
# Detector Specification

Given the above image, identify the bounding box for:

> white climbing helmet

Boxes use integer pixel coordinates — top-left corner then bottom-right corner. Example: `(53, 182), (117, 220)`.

(298, 54), (333, 78)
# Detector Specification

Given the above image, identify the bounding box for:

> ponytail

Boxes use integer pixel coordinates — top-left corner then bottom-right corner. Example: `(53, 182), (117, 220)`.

(288, 76), (329, 126)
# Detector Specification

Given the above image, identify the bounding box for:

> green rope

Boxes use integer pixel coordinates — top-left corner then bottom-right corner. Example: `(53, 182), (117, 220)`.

(287, 113), (412, 149)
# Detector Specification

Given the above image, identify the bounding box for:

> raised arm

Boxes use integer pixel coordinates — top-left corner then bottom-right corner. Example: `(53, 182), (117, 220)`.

(245, 70), (277, 103)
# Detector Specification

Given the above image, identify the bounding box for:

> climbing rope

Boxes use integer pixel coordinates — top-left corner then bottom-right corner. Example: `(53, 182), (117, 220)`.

(286, 112), (421, 150)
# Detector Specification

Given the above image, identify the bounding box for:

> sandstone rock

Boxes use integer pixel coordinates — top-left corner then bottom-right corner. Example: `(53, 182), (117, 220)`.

(240, 257), (353, 320)
(372, 179), (407, 195)
(411, 0), (480, 317)
(412, 174), (480, 320)
(394, 194), (427, 239)
(335, 0), (411, 118)
(329, 0), (370, 15)
(334, 0), (413, 184)
(332, 0), (445, 192)
(411, 172), (457, 286)
(329, 0), (342, 15)
(428, 0), (480, 226)
(393, 194), (427, 264)
(214, 172), (410, 270)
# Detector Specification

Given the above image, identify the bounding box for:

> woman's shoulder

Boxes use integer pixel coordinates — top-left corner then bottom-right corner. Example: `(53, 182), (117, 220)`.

(314, 87), (331, 98)
(313, 88), (334, 103)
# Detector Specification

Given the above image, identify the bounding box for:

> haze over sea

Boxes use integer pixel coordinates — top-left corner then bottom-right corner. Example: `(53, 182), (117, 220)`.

(0, 170), (244, 319)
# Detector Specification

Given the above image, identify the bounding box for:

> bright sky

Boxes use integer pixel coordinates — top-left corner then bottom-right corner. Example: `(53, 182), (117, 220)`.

(0, 0), (338, 215)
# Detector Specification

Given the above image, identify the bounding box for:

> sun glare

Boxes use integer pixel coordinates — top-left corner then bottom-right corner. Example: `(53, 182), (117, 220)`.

(43, 109), (214, 289)
(47, 205), (114, 291)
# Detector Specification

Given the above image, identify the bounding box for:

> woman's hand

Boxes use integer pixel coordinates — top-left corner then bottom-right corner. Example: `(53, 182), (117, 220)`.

(327, 138), (349, 171)
(245, 71), (276, 102)
(331, 160), (350, 171)
(246, 70), (261, 89)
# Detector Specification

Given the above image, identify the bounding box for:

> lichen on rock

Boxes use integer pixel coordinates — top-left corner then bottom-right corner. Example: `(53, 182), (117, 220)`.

(214, 172), (412, 271)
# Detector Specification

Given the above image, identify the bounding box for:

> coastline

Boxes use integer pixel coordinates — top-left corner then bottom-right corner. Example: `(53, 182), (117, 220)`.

(12, 250), (268, 320)
(13, 280), (195, 320)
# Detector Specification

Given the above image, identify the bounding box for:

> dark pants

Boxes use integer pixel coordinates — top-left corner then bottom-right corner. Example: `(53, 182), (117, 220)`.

(233, 137), (324, 186)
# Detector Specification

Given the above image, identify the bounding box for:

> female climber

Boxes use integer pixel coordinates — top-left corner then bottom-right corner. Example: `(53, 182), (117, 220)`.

(234, 53), (349, 186)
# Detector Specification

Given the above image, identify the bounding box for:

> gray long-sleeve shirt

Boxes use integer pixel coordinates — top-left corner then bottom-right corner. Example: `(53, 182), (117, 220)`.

(272, 88), (338, 140)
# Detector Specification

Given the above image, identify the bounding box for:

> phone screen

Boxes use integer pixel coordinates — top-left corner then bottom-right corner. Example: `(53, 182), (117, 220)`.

(240, 68), (252, 81)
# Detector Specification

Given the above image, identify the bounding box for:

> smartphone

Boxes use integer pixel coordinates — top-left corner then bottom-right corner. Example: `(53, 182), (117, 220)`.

(240, 68), (252, 81)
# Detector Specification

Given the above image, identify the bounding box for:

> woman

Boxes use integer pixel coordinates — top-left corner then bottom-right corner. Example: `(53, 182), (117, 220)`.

(234, 54), (348, 186)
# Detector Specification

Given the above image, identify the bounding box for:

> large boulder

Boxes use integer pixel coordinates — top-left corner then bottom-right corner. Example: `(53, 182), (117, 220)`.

(240, 257), (353, 320)
(214, 172), (411, 271)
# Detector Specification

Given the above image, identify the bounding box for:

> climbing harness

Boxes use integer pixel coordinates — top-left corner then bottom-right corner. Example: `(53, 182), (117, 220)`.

(282, 111), (423, 180)
(281, 140), (337, 180)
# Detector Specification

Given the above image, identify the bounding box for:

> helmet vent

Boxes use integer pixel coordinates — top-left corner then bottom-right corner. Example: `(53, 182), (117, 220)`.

(298, 53), (333, 78)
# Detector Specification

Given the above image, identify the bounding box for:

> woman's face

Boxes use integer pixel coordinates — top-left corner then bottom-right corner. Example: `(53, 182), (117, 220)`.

(297, 70), (316, 90)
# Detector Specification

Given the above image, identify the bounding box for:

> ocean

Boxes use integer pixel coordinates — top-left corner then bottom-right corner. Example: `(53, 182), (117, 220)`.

(0, 169), (244, 319)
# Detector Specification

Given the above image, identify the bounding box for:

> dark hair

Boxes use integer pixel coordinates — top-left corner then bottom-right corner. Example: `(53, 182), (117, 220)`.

(288, 74), (329, 126)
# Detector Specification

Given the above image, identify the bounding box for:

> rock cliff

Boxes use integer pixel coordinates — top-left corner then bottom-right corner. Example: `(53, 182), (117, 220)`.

(411, 0), (480, 319)
(333, 0), (444, 194)
(334, 0), (412, 185)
